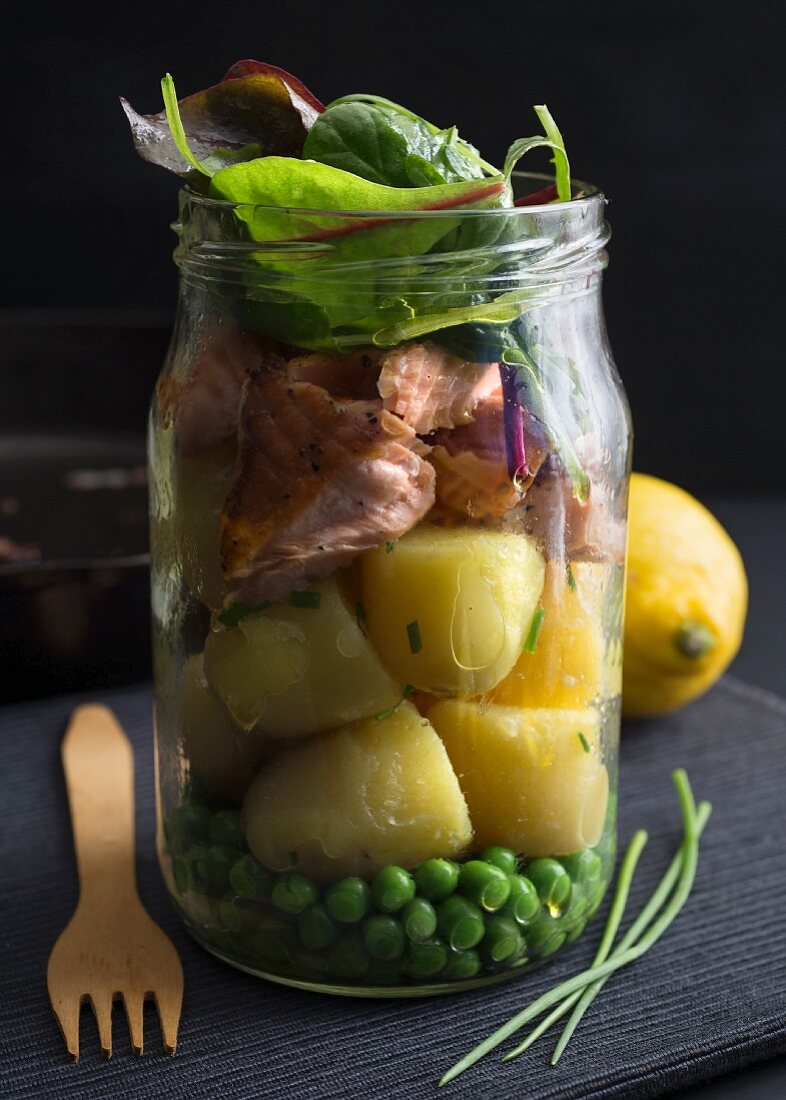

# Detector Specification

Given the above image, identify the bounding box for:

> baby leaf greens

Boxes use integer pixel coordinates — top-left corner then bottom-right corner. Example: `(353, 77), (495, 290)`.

(121, 61), (324, 182)
(303, 97), (489, 187)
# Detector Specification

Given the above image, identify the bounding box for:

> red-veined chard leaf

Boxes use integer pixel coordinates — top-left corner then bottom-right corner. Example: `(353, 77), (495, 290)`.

(120, 60), (325, 180)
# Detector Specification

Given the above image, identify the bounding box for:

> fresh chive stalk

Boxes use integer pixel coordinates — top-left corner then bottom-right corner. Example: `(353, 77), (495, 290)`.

(439, 770), (709, 1087)
(545, 798), (712, 1066)
(566, 562), (577, 592)
(522, 608), (546, 653)
(407, 620), (423, 655)
(577, 731), (590, 754)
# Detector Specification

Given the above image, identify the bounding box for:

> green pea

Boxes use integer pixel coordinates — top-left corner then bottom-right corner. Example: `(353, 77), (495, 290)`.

(195, 845), (237, 892)
(218, 893), (244, 932)
(414, 858), (460, 902)
(206, 924), (239, 953)
(561, 848), (603, 884)
(328, 933), (369, 979)
(229, 853), (272, 900)
(251, 928), (292, 965)
(369, 958), (402, 985)
(525, 912), (559, 955)
(481, 846), (519, 875)
(271, 872), (319, 915)
(538, 930), (567, 958)
(442, 949), (481, 981)
(527, 858), (572, 912)
(503, 875), (541, 924)
(209, 810), (245, 849)
(458, 860), (511, 911)
(173, 855), (190, 893)
(185, 844), (209, 888)
(437, 896), (485, 951)
(325, 877), (371, 924)
(363, 915), (406, 961)
(371, 866), (416, 913)
(402, 897), (438, 943)
(402, 936), (449, 979)
(564, 920), (587, 945)
(177, 802), (211, 843)
(297, 902), (337, 951)
(480, 915), (523, 964)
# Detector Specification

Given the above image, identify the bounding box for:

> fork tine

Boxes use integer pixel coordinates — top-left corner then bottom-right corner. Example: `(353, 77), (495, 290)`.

(153, 986), (182, 1055)
(122, 991), (144, 1056)
(49, 991), (81, 1062)
(89, 993), (114, 1058)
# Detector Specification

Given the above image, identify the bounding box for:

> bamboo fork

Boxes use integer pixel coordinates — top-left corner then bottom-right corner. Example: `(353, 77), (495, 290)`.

(47, 705), (184, 1060)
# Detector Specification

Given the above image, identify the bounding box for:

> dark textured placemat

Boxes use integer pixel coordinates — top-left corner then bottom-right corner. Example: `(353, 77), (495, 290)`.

(1, 676), (785, 1100)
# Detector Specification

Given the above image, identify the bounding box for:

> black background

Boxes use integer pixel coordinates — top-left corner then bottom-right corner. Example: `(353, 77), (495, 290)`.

(4, 0), (785, 490)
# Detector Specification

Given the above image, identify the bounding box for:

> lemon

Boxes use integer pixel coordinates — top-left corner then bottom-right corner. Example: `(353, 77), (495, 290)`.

(622, 473), (747, 717)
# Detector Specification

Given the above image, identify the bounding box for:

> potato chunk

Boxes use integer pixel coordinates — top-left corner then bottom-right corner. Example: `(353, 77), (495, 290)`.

(179, 655), (269, 805)
(361, 527), (545, 696)
(204, 576), (400, 738)
(243, 702), (472, 880)
(429, 700), (608, 856)
(490, 560), (622, 710)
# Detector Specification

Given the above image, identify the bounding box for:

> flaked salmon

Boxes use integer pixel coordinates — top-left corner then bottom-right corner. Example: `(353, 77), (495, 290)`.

(158, 322), (275, 457)
(377, 342), (499, 435)
(221, 377), (435, 602)
(286, 349), (382, 399)
(430, 393), (548, 519)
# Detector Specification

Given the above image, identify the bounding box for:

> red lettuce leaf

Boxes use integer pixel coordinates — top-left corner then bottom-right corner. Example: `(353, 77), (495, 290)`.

(121, 60), (325, 178)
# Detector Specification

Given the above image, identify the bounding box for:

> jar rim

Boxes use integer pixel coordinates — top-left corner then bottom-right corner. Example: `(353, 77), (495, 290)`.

(179, 170), (604, 220)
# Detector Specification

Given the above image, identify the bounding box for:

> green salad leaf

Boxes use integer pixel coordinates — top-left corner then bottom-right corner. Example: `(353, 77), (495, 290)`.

(303, 99), (488, 187)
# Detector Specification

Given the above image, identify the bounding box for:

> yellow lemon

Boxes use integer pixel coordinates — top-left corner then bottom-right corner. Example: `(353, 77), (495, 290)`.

(623, 473), (747, 717)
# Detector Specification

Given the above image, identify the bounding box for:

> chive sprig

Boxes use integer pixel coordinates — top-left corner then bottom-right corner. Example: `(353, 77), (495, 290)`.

(439, 770), (710, 1086)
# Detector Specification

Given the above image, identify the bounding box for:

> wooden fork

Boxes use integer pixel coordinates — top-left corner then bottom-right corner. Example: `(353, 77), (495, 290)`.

(47, 704), (184, 1060)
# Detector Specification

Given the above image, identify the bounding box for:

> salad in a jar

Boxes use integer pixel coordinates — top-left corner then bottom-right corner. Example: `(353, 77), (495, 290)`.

(125, 61), (629, 993)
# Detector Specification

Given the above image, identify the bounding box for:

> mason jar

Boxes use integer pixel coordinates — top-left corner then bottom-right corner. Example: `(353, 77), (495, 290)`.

(150, 174), (631, 995)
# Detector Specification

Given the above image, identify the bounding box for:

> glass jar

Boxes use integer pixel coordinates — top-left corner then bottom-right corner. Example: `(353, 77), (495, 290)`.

(150, 174), (631, 996)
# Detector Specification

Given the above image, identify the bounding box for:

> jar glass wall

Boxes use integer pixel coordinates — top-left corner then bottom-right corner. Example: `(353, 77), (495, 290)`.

(150, 175), (631, 996)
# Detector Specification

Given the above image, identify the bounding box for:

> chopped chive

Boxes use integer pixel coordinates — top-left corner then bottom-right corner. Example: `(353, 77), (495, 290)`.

(217, 600), (272, 628)
(407, 620), (423, 654)
(522, 608), (545, 653)
(577, 731), (590, 753)
(355, 601), (367, 635)
(374, 684), (417, 721)
(566, 562), (577, 592)
(288, 590), (321, 609)
(385, 541), (396, 553)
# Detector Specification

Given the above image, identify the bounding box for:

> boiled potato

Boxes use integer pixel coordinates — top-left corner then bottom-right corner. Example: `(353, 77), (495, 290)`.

(429, 700), (608, 856)
(175, 440), (236, 610)
(490, 560), (622, 710)
(204, 576), (400, 738)
(361, 527), (545, 696)
(242, 701), (473, 880)
(179, 654), (269, 805)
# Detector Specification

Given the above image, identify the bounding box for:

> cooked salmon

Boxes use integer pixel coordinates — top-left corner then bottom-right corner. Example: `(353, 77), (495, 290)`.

(430, 392), (548, 519)
(158, 322), (276, 457)
(221, 377), (436, 602)
(286, 349), (382, 399)
(377, 342), (499, 435)
(520, 453), (593, 556)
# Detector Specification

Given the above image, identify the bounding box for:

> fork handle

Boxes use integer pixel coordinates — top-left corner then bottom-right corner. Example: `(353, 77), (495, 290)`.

(61, 705), (138, 908)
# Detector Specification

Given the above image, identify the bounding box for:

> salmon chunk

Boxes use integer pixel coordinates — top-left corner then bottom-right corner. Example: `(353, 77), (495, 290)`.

(221, 378), (436, 602)
(286, 349), (382, 399)
(430, 393), (548, 519)
(158, 322), (275, 457)
(377, 342), (499, 435)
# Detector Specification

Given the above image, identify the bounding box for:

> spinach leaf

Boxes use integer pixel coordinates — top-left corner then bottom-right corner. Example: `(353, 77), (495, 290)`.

(121, 61), (324, 181)
(503, 105), (571, 201)
(304, 99), (489, 187)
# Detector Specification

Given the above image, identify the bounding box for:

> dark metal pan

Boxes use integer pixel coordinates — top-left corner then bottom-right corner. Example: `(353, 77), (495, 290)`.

(0, 310), (171, 701)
